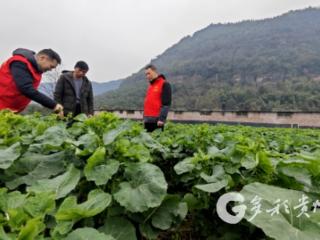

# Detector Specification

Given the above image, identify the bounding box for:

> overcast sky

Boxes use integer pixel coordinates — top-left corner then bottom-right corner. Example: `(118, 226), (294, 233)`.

(0, 0), (319, 82)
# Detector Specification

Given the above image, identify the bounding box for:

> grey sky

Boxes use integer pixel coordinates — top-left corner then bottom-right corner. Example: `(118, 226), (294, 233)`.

(0, 0), (319, 82)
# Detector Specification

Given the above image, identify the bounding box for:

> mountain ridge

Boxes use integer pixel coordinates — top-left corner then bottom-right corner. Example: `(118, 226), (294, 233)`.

(96, 7), (320, 111)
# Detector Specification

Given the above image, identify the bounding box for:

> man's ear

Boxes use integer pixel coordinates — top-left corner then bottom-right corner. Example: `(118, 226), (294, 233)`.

(38, 54), (47, 61)
(36, 55), (42, 62)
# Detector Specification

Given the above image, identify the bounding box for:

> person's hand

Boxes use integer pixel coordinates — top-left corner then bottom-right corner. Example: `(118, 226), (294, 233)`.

(54, 104), (63, 113)
(157, 120), (164, 127)
(54, 104), (64, 119)
(58, 111), (64, 119)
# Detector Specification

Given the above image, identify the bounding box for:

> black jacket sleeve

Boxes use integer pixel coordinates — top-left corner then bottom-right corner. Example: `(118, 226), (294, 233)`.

(54, 75), (64, 104)
(10, 61), (57, 109)
(87, 82), (94, 115)
(159, 82), (172, 122)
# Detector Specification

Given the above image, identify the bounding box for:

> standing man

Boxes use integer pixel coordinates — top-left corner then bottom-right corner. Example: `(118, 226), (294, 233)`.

(0, 48), (63, 113)
(143, 64), (172, 132)
(54, 61), (94, 117)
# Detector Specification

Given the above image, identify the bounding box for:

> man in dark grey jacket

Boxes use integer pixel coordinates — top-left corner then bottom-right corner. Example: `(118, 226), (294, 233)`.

(54, 61), (94, 117)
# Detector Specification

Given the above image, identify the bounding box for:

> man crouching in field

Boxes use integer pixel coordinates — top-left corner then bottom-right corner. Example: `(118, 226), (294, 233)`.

(0, 48), (63, 114)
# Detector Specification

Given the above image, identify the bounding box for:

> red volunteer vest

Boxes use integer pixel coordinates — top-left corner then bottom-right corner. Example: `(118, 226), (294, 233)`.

(144, 76), (165, 117)
(0, 55), (42, 112)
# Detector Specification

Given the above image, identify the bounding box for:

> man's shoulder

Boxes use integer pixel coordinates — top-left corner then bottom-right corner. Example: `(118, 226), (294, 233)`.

(159, 75), (170, 85)
(9, 61), (33, 76)
(60, 71), (73, 80)
(163, 81), (171, 87)
(83, 76), (92, 84)
(10, 61), (28, 69)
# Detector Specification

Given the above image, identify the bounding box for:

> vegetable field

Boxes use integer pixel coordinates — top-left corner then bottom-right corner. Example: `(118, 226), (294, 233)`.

(0, 111), (319, 240)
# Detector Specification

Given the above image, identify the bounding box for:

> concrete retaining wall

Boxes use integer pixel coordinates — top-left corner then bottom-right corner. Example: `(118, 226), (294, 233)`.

(95, 110), (320, 128)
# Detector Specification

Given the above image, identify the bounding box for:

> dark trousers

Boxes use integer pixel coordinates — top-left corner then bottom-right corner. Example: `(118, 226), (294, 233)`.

(75, 103), (81, 116)
(144, 122), (164, 132)
(67, 103), (81, 127)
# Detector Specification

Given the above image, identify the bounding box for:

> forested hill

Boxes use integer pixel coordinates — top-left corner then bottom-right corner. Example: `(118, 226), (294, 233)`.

(96, 7), (320, 111)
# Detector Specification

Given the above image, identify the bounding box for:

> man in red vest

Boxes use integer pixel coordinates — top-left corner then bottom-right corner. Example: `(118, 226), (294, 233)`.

(143, 64), (172, 132)
(0, 48), (63, 113)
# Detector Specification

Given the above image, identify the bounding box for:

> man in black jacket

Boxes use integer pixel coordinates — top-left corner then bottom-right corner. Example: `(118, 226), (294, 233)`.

(54, 61), (94, 117)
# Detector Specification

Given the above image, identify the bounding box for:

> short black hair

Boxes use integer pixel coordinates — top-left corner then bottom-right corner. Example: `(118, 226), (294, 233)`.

(75, 61), (89, 71)
(145, 64), (157, 72)
(37, 49), (61, 64)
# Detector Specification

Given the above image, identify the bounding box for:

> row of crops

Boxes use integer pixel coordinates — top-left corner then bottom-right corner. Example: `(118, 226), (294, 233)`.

(0, 111), (319, 239)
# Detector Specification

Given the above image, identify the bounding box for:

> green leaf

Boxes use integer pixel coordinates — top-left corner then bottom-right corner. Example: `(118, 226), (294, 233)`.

(136, 132), (167, 153)
(87, 160), (120, 186)
(84, 147), (120, 186)
(74, 132), (100, 157)
(103, 122), (131, 145)
(207, 146), (221, 156)
(85, 147), (106, 170)
(73, 114), (88, 122)
(65, 228), (115, 240)
(0, 189), (30, 230)
(6, 151), (65, 189)
(174, 157), (195, 175)
(200, 165), (225, 183)
(139, 223), (160, 240)
(0, 142), (21, 169)
(30, 125), (69, 152)
(114, 163), (167, 212)
(183, 193), (204, 210)
(0, 226), (14, 240)
(0, 189), (55, 232)
(214, 134), (224, 143)
(278, 165), (312, 187)
(124, 144), (151, 162)
(99, 216), (137, 240)
(151, 195), (188, 230)
(241, 153), (258, 170)
(195, 179), (228, 193)
(54, 189), (112, 236)
(56, 189), (112, 221)
(27, 165), (80, 199)
(241, 182), (320, 240)
(23, 192), (56, 218)
(52, 221), (74, 237)
(17, 217), (45, 240)
(0, 188), (26, 211)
